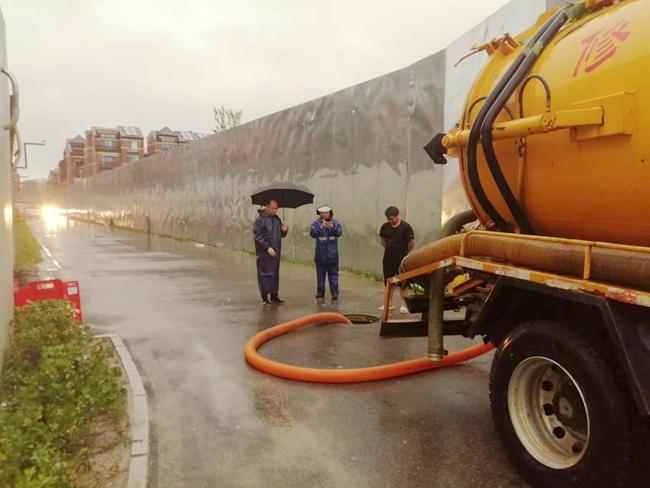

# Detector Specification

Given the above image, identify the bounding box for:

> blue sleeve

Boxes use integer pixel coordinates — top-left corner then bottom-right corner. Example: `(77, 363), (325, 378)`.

(253, 218), (270, 249)
(333, 220), (343, 237)
(310, 220), (322, 238)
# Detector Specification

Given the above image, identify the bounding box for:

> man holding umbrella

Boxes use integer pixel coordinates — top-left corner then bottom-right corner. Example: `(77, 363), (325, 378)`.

(253, 199), (288, 305)
(251, 181), (314, 305)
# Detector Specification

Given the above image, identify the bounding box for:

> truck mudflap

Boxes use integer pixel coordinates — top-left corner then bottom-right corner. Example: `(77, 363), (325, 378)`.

(605, 299), (650, 416)
(469, 277), (650, 416)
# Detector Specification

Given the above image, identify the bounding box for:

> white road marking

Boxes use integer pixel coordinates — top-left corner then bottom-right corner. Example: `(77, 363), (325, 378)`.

(39, 241), (62, 270)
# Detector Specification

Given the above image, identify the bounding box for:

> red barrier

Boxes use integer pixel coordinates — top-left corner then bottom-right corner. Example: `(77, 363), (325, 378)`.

(14, 279), (83, 323)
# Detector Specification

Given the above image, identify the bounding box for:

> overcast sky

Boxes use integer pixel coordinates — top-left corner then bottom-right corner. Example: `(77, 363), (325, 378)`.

(2, 0), (510, 179)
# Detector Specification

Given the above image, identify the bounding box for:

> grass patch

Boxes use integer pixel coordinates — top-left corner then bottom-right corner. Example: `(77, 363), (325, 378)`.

(13, 215), (42, 276)
(0, 300), (127, 488)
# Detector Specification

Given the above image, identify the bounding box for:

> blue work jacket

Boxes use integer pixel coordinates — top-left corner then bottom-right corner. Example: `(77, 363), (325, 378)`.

(253, 213), (286, 256)
(310, 218), (343, 264)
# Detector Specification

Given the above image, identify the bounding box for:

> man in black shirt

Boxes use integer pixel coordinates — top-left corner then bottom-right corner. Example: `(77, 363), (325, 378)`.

(379, 206), (414, 314)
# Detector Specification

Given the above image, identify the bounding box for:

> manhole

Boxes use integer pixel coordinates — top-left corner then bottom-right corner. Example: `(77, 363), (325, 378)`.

(343, 314), (380, 325)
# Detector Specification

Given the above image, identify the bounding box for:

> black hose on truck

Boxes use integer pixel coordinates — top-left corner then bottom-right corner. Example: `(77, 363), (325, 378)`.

(465, 8), (567, 233)
(480, 10), (569, 235)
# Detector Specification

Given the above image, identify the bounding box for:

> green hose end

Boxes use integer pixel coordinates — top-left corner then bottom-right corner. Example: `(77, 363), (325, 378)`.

(565, 2), (589, 21)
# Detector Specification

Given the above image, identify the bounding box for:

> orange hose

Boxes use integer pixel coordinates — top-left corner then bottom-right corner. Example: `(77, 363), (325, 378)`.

(245, 312), (494, 383)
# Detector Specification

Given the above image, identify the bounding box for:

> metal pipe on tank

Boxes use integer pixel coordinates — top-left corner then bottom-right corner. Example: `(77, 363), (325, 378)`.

(427, 269), (446, 362)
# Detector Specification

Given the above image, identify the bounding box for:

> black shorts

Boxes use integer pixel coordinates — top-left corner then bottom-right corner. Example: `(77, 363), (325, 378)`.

(383, 253), (406, 283)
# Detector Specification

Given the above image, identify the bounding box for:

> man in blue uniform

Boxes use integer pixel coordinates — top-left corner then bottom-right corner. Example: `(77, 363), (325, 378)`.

(310, 205), (343, 300)
(253, 199), (288, 305)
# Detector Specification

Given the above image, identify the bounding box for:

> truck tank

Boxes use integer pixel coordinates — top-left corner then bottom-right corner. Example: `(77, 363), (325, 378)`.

(435, 0), (650, 246)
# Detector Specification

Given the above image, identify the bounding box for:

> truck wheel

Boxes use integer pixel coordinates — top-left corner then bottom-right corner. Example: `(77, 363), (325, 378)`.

(489, 320), (633, 488)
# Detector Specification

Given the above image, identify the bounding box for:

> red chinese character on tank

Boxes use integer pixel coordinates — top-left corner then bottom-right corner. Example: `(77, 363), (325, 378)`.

(573, 19), (631, 77)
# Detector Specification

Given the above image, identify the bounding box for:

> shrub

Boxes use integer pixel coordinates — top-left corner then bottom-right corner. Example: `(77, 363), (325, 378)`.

(0, 300), (127, 487)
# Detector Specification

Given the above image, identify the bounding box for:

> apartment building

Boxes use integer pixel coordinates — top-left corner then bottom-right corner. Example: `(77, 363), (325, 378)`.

(57, 159), (67, 185)
(119, 125), (145, 164)
(147, 127), (209, 156)
(55, 125), (206, 180)
(59, 134), (86, 184)
(48, 168), (60, 188)
(80, 126), (144, 177)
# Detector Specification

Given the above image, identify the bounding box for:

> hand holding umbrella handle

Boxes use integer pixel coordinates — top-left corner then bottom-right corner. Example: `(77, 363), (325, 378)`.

(281, 223), (289, 233)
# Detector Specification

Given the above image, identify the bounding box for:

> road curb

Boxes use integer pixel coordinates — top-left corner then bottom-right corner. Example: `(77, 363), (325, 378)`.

(97, 333), (149, 488)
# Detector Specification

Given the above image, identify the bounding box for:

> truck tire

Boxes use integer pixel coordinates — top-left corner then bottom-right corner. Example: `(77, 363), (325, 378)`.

(489, 320), (633, 488)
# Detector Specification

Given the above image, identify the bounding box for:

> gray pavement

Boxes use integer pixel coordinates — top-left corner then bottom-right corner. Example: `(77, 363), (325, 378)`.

(31, 216), (527, 488)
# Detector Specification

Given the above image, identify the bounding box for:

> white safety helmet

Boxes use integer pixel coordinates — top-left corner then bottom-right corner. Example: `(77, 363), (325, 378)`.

(316, 204), (333, 215)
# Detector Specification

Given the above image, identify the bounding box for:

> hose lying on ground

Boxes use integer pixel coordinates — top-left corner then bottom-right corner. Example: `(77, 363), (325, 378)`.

(244, 312), (494, 383)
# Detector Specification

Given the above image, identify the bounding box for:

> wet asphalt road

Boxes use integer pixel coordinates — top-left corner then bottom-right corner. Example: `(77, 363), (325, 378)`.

(32, 216), (527, 488)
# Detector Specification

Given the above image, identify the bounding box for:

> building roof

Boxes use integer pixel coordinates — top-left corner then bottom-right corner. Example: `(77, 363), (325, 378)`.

(176, 130), (209, 142)
(91, 126), (120, 135)
(69, 135), (85, 145)
(155, 126), (177, 137)
(147, 127), (209, 143)
(118, 125), (143, 138)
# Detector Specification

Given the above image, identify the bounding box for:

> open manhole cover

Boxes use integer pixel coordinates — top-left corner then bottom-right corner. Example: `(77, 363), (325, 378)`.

(343, 314), (380, 325)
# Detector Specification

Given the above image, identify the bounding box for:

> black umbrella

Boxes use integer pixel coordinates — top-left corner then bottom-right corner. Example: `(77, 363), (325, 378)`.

(251, 181), (314, 209)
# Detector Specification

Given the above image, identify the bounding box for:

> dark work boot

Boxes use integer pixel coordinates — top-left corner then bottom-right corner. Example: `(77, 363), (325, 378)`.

(270, 294), (284, 304)
(261, 294), (271, 306)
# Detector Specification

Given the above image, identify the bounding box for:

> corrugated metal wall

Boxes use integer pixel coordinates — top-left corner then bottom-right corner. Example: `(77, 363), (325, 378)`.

(62, 52), (447, 274)
(60, 0), (557, 275)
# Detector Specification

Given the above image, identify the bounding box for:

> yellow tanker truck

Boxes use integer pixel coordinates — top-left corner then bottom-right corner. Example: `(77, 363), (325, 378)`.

(394, 0), (649, 485)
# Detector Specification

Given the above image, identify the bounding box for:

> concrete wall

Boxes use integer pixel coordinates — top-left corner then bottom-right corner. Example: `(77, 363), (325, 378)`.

(0, 8), (14, 364)
(59, 0), (559, 275)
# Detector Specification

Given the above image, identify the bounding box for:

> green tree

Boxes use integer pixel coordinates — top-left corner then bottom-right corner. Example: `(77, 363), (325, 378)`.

(213, 105), (242, 133)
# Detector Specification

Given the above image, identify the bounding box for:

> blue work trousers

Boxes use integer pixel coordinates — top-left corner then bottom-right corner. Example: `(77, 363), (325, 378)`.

(316, 262), (339, 295)
(257, 255), (280, 297)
